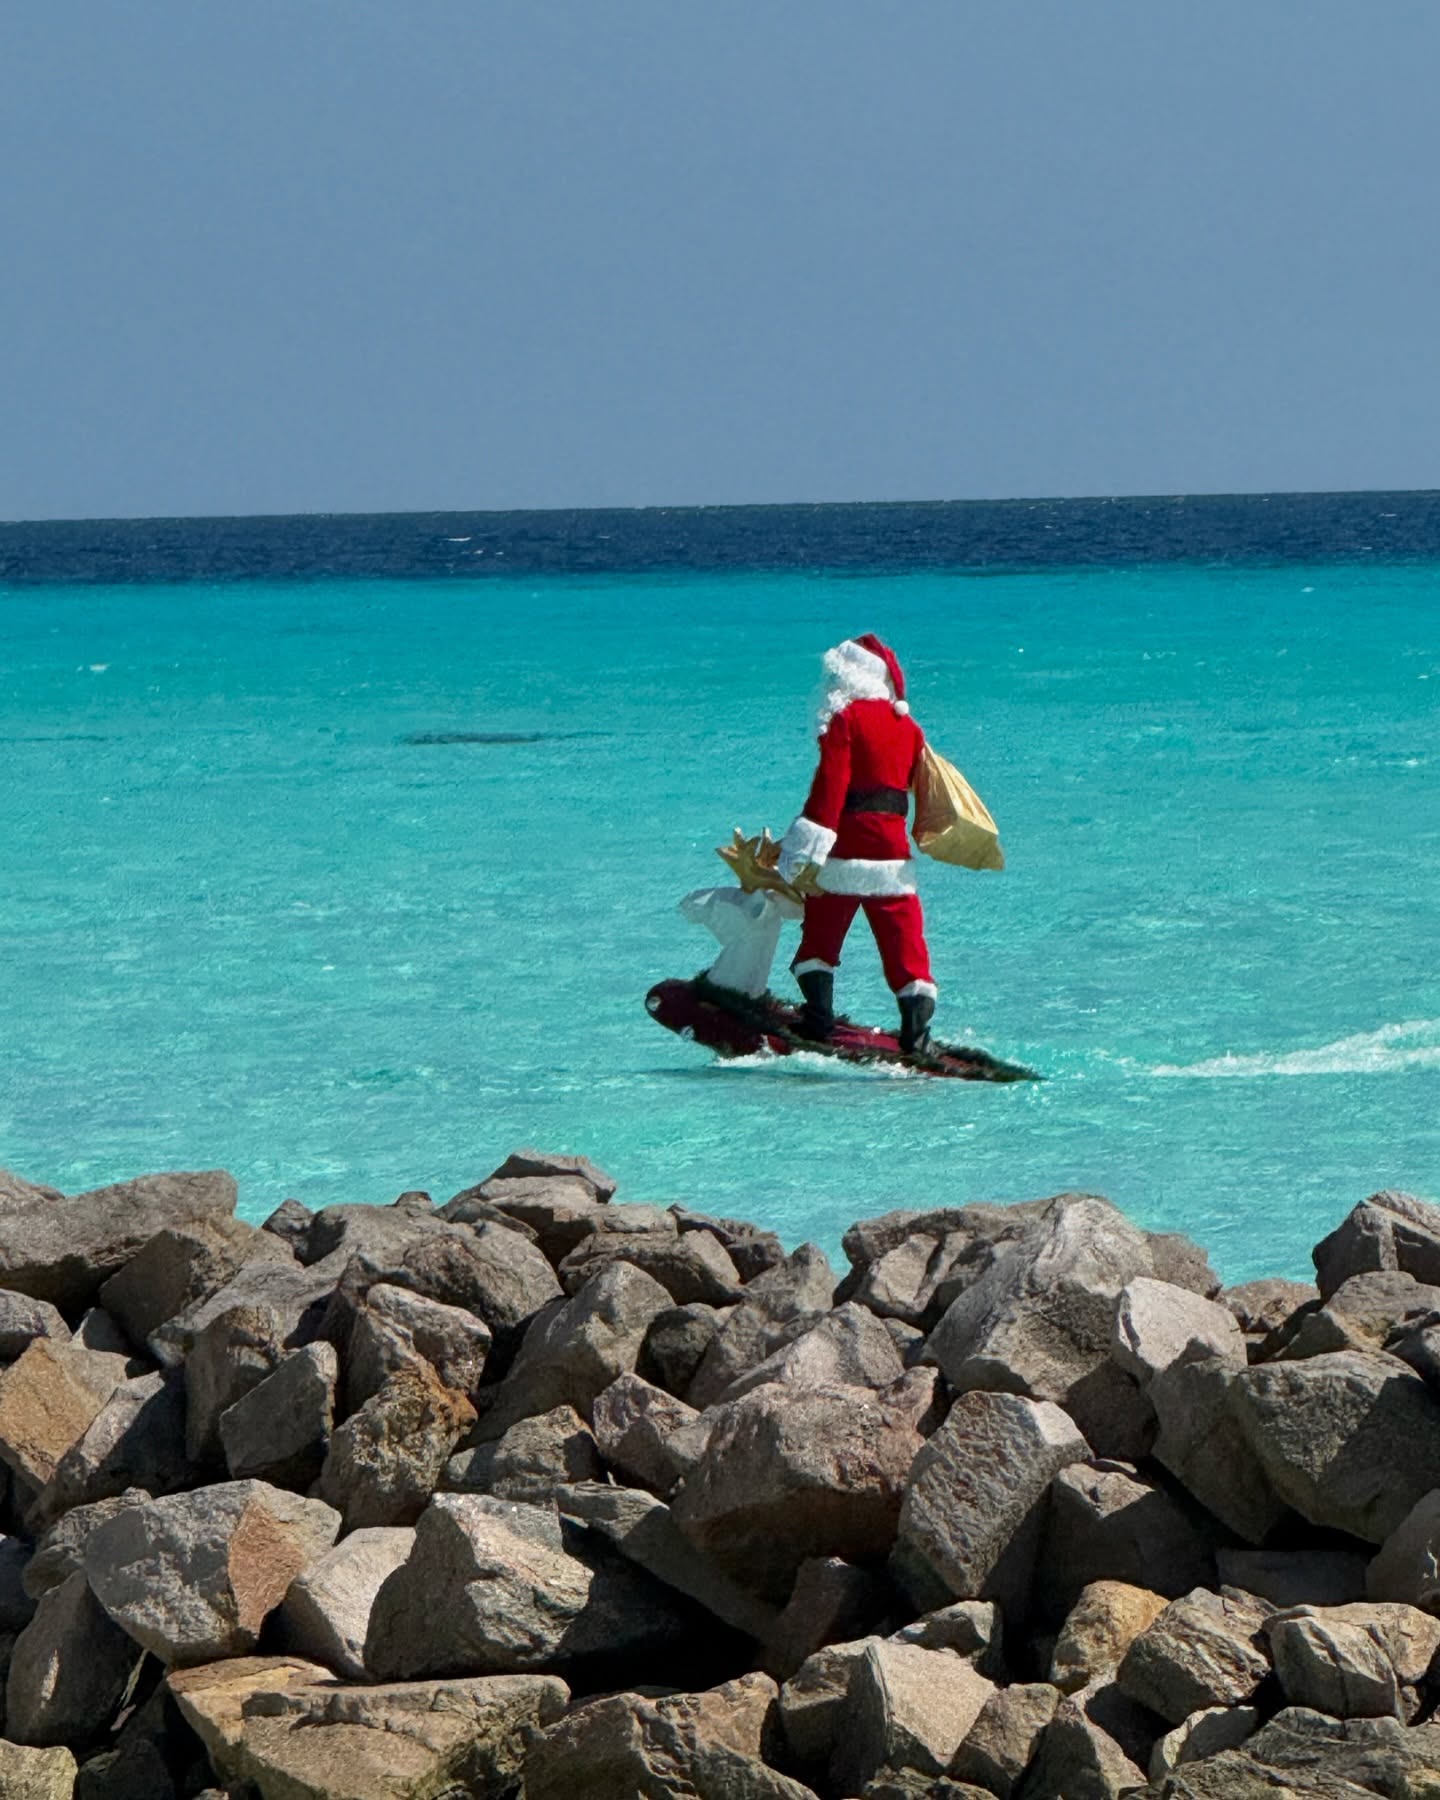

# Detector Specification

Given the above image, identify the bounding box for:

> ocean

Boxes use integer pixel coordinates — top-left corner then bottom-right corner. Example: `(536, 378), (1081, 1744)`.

(2, 495), (1437, 1284)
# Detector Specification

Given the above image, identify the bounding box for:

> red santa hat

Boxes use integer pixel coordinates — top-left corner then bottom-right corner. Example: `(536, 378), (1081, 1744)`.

(848, 634), (910, 715)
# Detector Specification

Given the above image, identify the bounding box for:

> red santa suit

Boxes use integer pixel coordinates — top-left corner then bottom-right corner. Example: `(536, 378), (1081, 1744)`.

(777, 637), (936, 1000)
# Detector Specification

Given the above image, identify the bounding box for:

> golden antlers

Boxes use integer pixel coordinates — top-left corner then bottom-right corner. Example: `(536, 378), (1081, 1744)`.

(716, 828), (821, 903)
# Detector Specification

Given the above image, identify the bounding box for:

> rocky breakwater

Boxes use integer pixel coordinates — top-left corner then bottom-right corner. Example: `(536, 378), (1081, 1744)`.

(1, 1166), (1440, 1797)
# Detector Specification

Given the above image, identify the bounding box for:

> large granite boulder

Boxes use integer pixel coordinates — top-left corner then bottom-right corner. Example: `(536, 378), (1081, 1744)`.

(1279, 1269), (1440, 1360)
(0, 1293), (70, 1362)
(1148, 1351), (1288, 1544)
(834, 1639), (995, 1793)
(1035, 1460), (1219, 1614)
(0, 1741), (78, 1799)
(1265, 1600), (1440, 1721)
(669, 1205), (786, 1282)
(716, 1303), (906, 1405)
(365, 1493), (698, 1682)
(317, 1360), (474, 1530)
(523, 1673), (812, 1800)
(23, 1491), (152, 1599)
(1017, 1697), (1146, 1799)
(556, 1226), (745, 1305)
(98, 1217), (289, 1351)
(84, 1481), (341, 1664)
(278, 1525), (416, 1679)
(1050, 1581), (1169, 1693)
(444, 1404), (605, 1501)
(671, 1381), (924, 1602)
(482, 1147), (618, 1200)
(169, 1654), (568, 1800)
(1313, 1190), (1440, 1297)
(922, 1194), (1159, 1458)
(1117, 1587), (1272, 1724)
(893, 1391), (1088, 1619)
(345, 1282), (492, 1408)
(0, 1339), (129, 1500)
(1228, 1349), (1440, 1542)
(32, 1368), (189, 1525)
(448, 1180), (607, 1259)
(5, 1569), (143, 1747)
(1110, 1278), (1246, 1384)
(473, 1261), (675, 1440)
(0, 1170), (238, 1309)
(951, 1682), (1060, 1799)
(182, 1302), (285, 1466)
(219, 1341), (337, 1489)
(591, 1371), (709, 1495)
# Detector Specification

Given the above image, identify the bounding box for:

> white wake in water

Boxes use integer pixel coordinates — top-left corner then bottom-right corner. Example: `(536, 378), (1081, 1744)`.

(1153, 1019), (1440, 1078)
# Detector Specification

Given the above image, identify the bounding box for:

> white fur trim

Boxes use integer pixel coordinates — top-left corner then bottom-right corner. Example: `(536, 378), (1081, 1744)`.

(893, 699), (910, 716)
(778, 813), (837, 878)
(815, 640), (895, 735)
(817, 857), (918, 897)
(898, 978), (938, 999)
(792, 957), (835, 977)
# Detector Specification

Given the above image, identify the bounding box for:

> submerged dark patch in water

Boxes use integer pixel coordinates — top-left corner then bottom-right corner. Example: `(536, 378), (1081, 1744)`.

(401, 730), (599, 746)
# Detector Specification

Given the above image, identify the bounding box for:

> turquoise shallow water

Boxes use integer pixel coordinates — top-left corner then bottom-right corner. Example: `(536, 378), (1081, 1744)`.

(2, 561), (1437, 1282)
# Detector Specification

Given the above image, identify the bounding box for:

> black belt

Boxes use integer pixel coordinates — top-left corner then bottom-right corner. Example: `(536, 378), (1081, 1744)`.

(844, 786), (908, 816)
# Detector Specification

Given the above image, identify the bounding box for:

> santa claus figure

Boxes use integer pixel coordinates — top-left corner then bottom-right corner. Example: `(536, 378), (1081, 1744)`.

(777, 635), (938, 1053)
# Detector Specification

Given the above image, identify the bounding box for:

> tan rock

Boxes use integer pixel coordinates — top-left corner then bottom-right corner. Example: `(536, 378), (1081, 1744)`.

(1117, 1587), (1272, 1725)
(0, 1739), (78, 1800)
(316, 1362), (474, 1530)
(834, 1640), (995, 1793)
(0, 1339), (124, 1495)
(1050, 1581), (1168, 1693)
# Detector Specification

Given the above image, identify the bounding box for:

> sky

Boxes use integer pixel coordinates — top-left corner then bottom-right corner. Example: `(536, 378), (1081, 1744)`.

(4, 2), (1439, 520)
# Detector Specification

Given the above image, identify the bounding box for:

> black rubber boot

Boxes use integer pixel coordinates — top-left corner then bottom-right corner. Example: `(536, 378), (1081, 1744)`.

(898, 992), (935, 1055)
(795, 969), (836, 1041)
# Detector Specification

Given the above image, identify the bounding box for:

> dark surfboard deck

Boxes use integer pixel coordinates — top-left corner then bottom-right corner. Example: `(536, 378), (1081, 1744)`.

(645, 976), (1040, 1082)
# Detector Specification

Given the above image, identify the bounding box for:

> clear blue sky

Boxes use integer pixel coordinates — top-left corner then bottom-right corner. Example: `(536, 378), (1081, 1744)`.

(4, 2), (1438, 519)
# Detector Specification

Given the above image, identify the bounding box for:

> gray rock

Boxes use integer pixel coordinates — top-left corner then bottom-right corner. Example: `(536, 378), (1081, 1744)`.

(1036, 1461), (1219, 1615)
(638, 1303), (729, 1397)
(523, 1673), (811, 1800)
(443, 1403), (604, 1500)
(672, 1381), (924, 1603)
(23, 1491), (152, 1599)
(1368, 1489), (1440, 1613)
(34, 1370), (189, 1525)
(0, 1169), (238, 1310)
(170, 1656), (569, 1800)
(1017, 1697), (1146, 1800)
(219, 1342), (337, 1489)
(923, 1194), (1159, 1459)
(1050, 1581), (1169, 1693)
(84, 1480), (341, 1664)
(841, 1203), (1041, 1289)
(5, 1570), (143, 1746)
(99, 1217), (288, 1350)
(591, 1371), (709, 1495)
(893, 1391), (1088, 1620)
(364, 1492), (694, 1680)
(182, 1302), (284, 1466)
(444, 1177), (601, 1256)
(745, 1242), (838, 1316)
(1217, 1546), (1369, 1609)
(260, 1196), (314, 1255)
(1266, 1600), (1440, 1720)
(850, 1229), (982, 1329)
(1117, 1587), (1272, 1724)
(554, 1480), (779, 1642)
(301, 1199), (450, 1267)
(686, 1299), (824, 1410)
(1147, 1704), (1261, 1782)
(278, 1524), (415, 1678)
(152, 1258), (336, 1369)
(834, 1639), (995, 1793)
(889, 1600), (1003, 1674)
(1221, 1277), (1319, 1338)
(779, 1638), (881, 1772)
(1144, 1233), (1222, 1300)
(474, 1261), (674, 1440)
(951, 1682), (1060, 1799)
(0, 1339), (128, 1498)
(1313, 1190), (1440, 1298)
(379, 1224), (564, 1346)
(669, 1206), (786, 1281)
(1228, 1349), (1440, 1542)
(1149, 1352), (1287, 1544)
(483, 1147), (618, 1200)
(316, 1362), (475, 1529)
(1111, 1278), (1246, 1384)
(0, 1294), (70, 1362)
(718, 1302), (906, 1404)
(1139, 1707), (1436, 1799)
(70, 1307), (142, 1363)
(345, 1282), (492, 1408)
(763, 1557), (889, 1680)
(1280, 1269), (1440, 1360)
(557, 1225), (745, 1305)
(0, 1170), (63, 1205)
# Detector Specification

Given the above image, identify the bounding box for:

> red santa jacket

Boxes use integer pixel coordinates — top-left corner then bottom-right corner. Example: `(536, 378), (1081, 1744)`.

(779, 697), (926, 896)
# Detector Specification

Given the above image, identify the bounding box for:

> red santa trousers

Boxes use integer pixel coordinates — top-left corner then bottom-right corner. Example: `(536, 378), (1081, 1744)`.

(793, 891), (934, 995)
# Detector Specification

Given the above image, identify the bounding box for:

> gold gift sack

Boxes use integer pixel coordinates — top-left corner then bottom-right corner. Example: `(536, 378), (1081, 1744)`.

(912, 744), (1005, 870)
